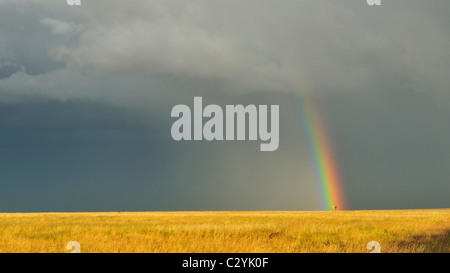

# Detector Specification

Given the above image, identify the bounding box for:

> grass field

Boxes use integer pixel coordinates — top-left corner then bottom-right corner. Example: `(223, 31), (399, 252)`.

(0, 209), (449, 253)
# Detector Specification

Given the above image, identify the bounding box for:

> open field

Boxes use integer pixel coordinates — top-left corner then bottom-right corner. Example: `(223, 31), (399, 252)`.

(0, 209), (449, 253)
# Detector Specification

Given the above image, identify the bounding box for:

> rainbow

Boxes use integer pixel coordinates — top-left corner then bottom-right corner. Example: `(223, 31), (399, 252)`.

(297, 94), (346, 211)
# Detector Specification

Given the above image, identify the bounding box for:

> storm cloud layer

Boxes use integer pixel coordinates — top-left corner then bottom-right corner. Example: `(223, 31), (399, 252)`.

(0, 0), (449, 211)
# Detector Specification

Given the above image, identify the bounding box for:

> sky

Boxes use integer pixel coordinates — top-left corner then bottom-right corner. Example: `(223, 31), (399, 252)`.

(0, 0), (449, 212)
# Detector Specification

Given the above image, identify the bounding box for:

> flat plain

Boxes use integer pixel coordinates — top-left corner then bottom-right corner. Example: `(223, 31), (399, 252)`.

(0, 209), (449, 253)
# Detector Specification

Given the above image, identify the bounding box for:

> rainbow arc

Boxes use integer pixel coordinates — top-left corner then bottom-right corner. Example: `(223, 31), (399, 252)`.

(297, 95), (345, 211)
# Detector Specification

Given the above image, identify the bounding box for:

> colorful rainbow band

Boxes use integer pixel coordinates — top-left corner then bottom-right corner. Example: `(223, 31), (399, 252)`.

(297, 95), (346, 211)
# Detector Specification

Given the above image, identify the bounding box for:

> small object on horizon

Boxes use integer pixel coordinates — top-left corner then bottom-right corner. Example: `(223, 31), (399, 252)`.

(269, 232), (282, 239)
(333, 205), (338, 211)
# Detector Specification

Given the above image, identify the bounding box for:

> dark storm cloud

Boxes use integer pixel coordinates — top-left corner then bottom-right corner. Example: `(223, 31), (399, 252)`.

(1, 0), (449, 103)
(0, 3), (66, 77)
(322, 90), (450, 209)
(0, 0), (449, 211)
(0, 92), (319, 212)
(0, 61), (22, 79)
(0, 99), (161, 132)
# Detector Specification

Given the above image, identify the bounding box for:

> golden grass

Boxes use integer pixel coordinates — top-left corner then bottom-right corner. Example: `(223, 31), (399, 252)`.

(0, 209), (449, 253)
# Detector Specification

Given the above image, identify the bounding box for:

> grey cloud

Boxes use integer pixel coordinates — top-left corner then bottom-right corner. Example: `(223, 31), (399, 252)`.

(322, 89), (450, 209)
(0, 2), (66, 77)
(0, 60), (23, 79)
(0, 98), (161, 132)
(0, 0), (449, 106)
(0, 0), (449, 211)
(54, 1), (450, 99)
